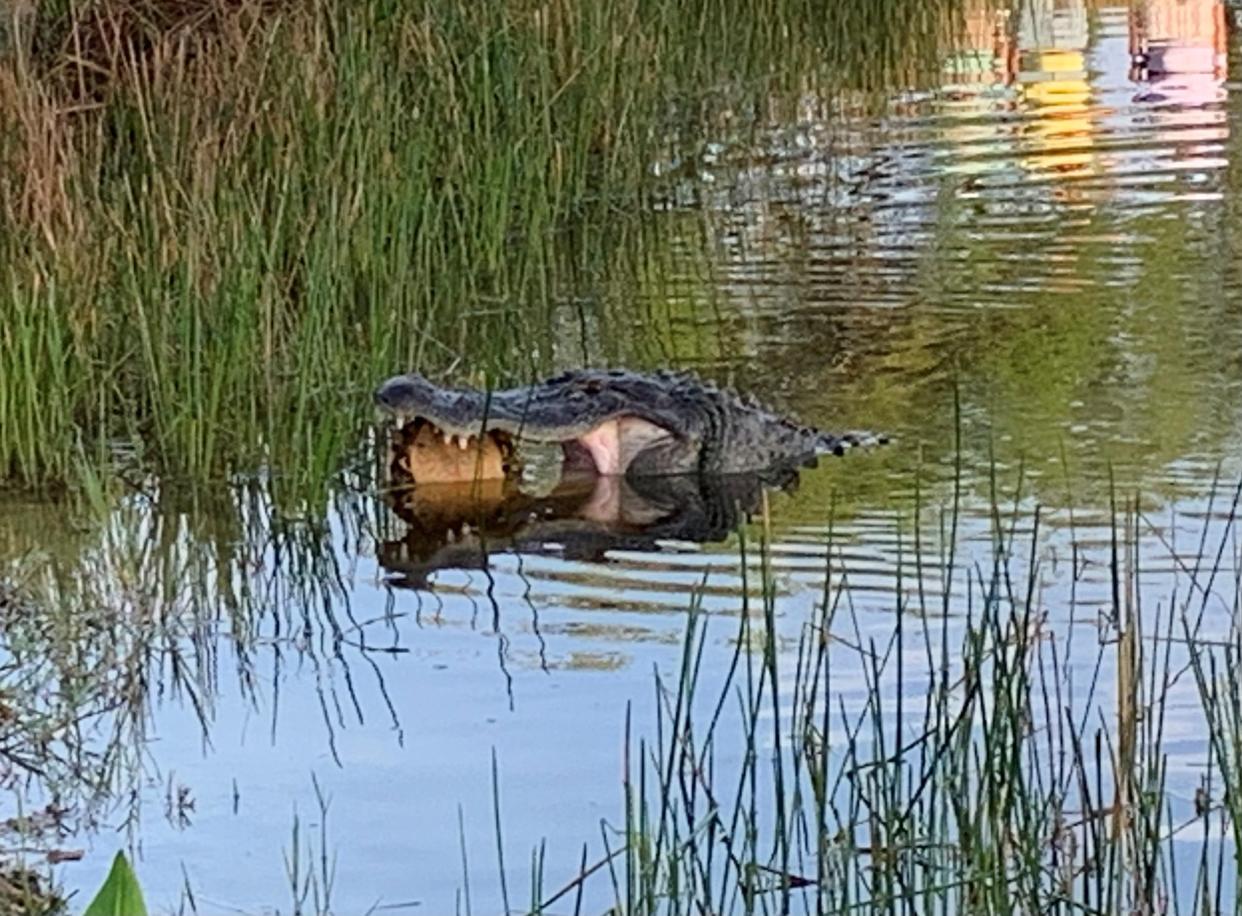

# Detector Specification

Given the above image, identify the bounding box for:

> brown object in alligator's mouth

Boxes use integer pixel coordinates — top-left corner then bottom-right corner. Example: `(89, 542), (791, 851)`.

(389, 417), (517, 485)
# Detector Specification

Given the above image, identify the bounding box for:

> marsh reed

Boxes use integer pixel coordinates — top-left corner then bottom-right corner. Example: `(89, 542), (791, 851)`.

(1, 426), (1240, 912)
(503, 472), (1242, 914)
(0, 0), (965, 498)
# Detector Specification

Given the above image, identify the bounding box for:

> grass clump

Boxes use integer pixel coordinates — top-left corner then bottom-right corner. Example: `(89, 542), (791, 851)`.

(2, 0), (656, 495)
(505, 474), (1242, 914)
(0, 863), (65, 916)
(0, 0), (968, 500)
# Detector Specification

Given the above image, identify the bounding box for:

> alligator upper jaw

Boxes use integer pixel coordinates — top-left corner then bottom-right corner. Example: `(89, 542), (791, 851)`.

(374, 372), (608, 445)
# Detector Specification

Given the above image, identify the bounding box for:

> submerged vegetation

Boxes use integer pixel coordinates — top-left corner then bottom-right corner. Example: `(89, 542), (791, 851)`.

(0, 0), (961, 496)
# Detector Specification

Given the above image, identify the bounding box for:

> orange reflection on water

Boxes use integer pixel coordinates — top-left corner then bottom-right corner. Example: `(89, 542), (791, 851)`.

(938, 0), (1230, 194)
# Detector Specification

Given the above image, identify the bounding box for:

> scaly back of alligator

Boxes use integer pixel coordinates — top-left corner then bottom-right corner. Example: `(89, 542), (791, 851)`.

(678, 374), (881, 473)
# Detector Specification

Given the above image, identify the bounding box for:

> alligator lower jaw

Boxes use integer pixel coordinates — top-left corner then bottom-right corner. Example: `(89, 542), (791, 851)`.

(389, 417), (518, 485)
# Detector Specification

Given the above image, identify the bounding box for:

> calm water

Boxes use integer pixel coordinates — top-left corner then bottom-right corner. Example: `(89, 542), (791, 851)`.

(6, 0), (1242, 911)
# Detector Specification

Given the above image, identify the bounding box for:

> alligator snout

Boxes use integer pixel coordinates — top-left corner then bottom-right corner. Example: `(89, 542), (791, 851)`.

(374, 374), (429, 418)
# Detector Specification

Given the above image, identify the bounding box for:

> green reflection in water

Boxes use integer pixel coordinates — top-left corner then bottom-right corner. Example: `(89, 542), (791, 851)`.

(583, 0), (1242, 514)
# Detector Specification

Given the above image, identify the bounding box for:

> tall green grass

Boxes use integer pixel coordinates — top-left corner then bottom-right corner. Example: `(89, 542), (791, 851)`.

(0, 0), (967, 500)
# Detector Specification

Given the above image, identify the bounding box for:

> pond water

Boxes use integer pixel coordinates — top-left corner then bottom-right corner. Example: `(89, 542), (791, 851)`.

(6, 0), (1242, 912)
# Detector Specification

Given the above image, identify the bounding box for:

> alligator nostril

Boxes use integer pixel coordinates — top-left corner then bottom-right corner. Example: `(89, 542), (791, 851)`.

(374, 375), (416, 409)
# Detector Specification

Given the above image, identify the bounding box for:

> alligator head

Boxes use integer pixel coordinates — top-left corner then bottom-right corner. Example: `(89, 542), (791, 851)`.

(374, 368), (884, 485)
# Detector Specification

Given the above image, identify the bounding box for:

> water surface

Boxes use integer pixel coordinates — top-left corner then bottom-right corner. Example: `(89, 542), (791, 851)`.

(5, 0), (1242, 911)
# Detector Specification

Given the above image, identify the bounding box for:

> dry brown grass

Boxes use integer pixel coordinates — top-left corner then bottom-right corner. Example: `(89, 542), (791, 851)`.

(1, 0), (302, 250)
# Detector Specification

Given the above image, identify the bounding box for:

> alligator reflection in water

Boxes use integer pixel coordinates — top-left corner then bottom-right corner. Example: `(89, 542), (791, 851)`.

(377, 466), (804, 589)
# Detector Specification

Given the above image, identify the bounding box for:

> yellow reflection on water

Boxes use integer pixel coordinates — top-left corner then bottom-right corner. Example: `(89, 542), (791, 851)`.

(1017, 0), (1096, 174)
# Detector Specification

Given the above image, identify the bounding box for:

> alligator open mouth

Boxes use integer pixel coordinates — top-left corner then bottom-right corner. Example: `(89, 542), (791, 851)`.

(385, 413), (676, 485)
(375, 370), (693, 485)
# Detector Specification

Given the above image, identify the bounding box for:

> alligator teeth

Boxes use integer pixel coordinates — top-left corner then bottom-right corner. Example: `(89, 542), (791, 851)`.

(458, 436), (469, 451)
(442, 431), (453, 445)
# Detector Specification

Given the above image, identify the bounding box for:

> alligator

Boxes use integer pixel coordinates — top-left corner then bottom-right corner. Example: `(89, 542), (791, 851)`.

(373, 368), (884, 485)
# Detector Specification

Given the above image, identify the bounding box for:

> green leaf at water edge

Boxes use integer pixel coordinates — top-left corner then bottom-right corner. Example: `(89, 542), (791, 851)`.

(82, 852), (147, 916)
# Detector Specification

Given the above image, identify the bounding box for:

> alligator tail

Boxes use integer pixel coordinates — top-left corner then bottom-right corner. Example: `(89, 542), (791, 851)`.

(816, 430), (890, 457)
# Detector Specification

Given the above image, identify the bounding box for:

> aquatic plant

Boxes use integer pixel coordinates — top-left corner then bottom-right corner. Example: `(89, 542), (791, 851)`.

(82, 852), (146, 916)
(499, 473), (1242, 914)
(0, 424), (1238, 911)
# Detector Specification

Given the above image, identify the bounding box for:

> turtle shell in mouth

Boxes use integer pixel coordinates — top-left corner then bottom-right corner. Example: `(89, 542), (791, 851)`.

(389, 416), (518, 485)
